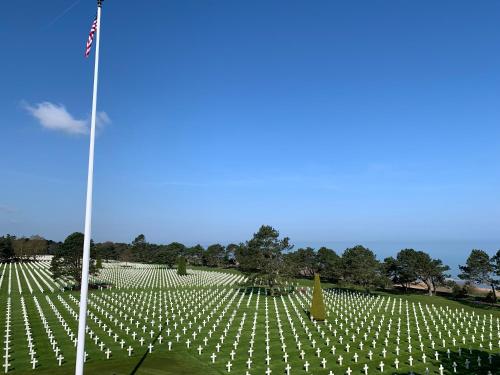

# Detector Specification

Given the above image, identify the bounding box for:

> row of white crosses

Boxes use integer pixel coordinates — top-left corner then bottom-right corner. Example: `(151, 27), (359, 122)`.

(82, 282), (492, 375)
(200, 288), (242, 366)
(31, 296), (65, 368)
(296, 287), (499, 374)
(0, 292), (67, 373)
(69, 287), (234, 359)
(12, 263), (23, 295)
(14, 261), (59, 294)
(20, 296), (39, 369)
(0, 259), (497, 374)
(0, 264), (6, 291)
(43, 296), (69, 363)
(62, 294), (115, 360)
(172, 285), (499, 375)
(203, 286), (327, 374)
(200, 288), (291, 374)
(7, 265), (12, 295)
(90, 263), (246, 289)
(3, 297), (11, 373)
(1, 258), (246, 293)
(218, 292), (248, 373)
(2, 261), (66, 295)
(26, 261), (58, 292)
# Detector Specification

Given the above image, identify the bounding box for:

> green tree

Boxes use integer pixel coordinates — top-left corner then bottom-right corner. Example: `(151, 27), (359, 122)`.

(341, 245), (380, 290)
(177, 256), (187, 276)
(13, 235), (48, 261)
(310, 273), (326, 321)
(289, 247), (316, 278)
(114, 243), (130, 260)
(186, 244), (205, 266)
(492, 249), (500, 282)
(158, 242), (186, 268)
(47, 240), (62, 255)
(50, 232), (100, 288)
(225, 243), (239, 266)
(204, 244), (226, 267)
(119, 245), (134, 266)
(316, 247), (342, 282)
(459, 249), (497, 303)
(131, 234), (148, 262)
(94, 241), (122, 262)
(0, 235), (15, 262)
(383, 256), (402, 287)
(384, 249), (450, 295)
(416, 253), (450, 296)
(395, 249), (420, 291)
(236, 225), (294, 294)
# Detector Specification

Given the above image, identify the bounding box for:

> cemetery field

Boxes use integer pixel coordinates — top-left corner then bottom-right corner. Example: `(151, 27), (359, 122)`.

(0, 260), (498, 375)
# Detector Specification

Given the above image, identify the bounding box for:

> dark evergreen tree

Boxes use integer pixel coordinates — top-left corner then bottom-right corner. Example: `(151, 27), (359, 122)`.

(341, 245), (380, 290)
(204, 244), (226, 267)
(289, 247), (316, 278)
(177, 256), (187, 276)
(316, 247), (342, 282)
(0, 235), (15, 262)
(158, 242), (186, 268)
(186, 244), (205, 266)
(131, 234), (148, 263)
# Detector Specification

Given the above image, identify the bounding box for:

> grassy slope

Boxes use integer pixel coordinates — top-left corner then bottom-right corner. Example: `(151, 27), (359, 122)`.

(4, 265), (499, 375)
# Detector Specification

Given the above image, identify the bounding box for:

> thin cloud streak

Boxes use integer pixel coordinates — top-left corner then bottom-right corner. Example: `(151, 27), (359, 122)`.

(44, 0), (81, 29)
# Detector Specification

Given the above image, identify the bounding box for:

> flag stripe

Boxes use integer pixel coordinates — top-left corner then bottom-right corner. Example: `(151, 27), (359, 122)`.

(85, 17), (98, 58)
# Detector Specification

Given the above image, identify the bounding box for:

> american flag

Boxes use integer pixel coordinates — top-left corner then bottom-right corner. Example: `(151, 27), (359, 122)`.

(85, 16), (98, 58)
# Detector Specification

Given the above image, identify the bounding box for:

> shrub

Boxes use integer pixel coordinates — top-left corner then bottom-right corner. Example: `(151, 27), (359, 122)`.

(310, 273), (326, 321)
(449, 281), (468, 299)
(484, 290), (497, 303)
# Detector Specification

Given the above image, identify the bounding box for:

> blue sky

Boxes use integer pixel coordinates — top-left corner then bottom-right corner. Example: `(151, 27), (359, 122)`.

(1, 1), (500, 265)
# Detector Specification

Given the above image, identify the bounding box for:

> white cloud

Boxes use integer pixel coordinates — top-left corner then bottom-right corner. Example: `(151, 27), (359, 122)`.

(96, 111), (111, 129)
(24, 102), (87, 134)
(24, 101), (110, 135)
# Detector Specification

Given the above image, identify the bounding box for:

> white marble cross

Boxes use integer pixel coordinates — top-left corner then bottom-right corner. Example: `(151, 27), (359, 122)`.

(304, 361), (310, 372)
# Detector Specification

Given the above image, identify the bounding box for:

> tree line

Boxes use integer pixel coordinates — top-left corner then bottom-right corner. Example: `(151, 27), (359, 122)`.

(1, 227), (499, 301)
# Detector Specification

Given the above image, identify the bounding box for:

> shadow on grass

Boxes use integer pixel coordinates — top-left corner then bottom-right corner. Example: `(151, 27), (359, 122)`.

(350, 347), (497, 375)
(435, 345), (497, 375)
(236, 286), (297, 296)
(129, 328), (164, 375)
(449, 298), (500, 312)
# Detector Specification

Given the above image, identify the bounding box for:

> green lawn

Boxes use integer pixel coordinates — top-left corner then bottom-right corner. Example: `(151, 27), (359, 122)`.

(14, 351), (223, 375)
(0, 262), (498, 375)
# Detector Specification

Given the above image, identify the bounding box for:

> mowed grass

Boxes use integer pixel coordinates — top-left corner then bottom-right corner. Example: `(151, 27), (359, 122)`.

(1, 262), (499, 375)
(12, 351), (222, 375)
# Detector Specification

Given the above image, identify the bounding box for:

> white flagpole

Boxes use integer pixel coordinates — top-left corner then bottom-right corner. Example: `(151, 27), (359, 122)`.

(75, 1), (103, 374)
